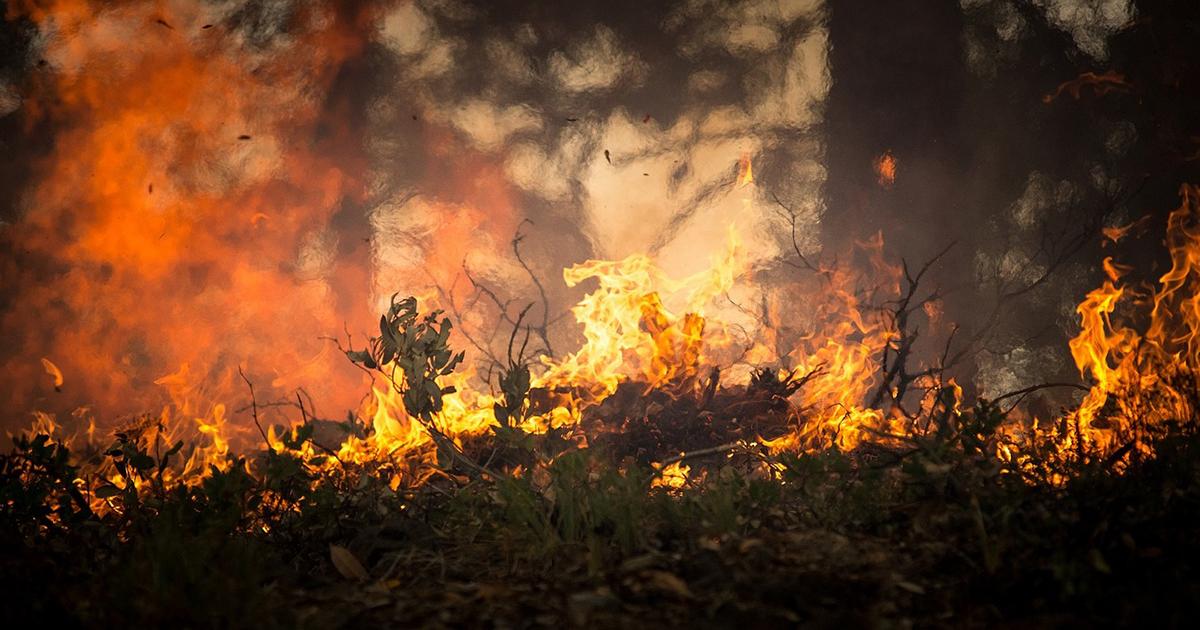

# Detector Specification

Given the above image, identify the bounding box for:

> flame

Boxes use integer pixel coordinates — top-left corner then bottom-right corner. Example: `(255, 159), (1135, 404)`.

(16, 178), (1200, 494)
(5, 0), (1198, 498)
(2, 0), (376, 425)
(652, 460), (690, 491)
(762, 232), (907, 452)
(1067, 184), (1200, 464)
(536, 228), (744, 401)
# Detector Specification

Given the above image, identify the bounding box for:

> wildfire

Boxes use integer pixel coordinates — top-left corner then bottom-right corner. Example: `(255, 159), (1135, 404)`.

(7, 3), (1200, 504)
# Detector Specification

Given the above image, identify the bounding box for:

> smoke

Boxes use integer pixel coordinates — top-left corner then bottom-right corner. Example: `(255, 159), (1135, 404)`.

(0, 0), (378, 429)
(0, 0), (1169, 437)
(0, 0), (832, 434)
(364, 0), (831, 363)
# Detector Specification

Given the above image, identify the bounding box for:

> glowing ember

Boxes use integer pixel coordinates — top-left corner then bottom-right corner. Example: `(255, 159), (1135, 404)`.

(1043, 70), (1130, 103)
(40, 358), (64, 391)
(737, 152), (755, 187)
(874, 150), (897, 188)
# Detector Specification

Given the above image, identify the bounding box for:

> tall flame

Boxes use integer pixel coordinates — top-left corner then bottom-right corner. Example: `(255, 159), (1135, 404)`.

(1068, 184), (1200, 462)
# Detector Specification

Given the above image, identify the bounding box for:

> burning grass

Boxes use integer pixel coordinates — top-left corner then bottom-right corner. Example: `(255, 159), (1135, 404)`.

(3, 186), (1200, 626)
(3, 403), (1199, 627)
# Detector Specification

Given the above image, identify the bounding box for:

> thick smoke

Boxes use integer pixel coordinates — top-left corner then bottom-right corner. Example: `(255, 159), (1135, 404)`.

(0, 0), (378, 433)
(0, 0), (1188, 439)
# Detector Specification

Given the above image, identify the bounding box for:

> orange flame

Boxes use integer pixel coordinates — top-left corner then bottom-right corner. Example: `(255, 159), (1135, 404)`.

(2, 0), (377, 425)
(1067, 185), (1200, 463)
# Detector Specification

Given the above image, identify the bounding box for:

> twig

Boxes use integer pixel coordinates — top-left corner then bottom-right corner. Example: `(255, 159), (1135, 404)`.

(994, 381), (1090, 414)
(238, 365), (270, 449)
(770, 191), (821, 274)
(296, 392), (344, 465)
(868, 243), (954, 410)
(512, 219), (555, 357)
(658, 441), (749, 468)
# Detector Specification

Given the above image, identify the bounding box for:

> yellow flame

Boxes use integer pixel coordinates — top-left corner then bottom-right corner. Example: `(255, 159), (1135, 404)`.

(652, 461), (690, 490)
(1067, 184), (1200, 463)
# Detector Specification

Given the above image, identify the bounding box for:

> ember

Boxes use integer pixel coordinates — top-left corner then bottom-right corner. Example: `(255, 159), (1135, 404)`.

(874, 149), (897, 188)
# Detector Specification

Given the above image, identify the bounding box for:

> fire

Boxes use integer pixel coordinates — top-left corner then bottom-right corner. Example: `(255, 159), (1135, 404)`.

(1068, 184), (1200, 464)
(537, 228), (744, 401)
(2, 0), (376, 425)
(14, 179), (1200, 494)
(652, 460), (690, 491)
(6, 4), (1199, 503)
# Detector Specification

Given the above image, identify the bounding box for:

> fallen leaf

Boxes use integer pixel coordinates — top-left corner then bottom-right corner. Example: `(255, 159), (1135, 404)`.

(642, 570), (692, 599)
(737, 538), (763, 553)
(619, 554), (660, 573)
(330, 544), (370, 582)
(1089, 548), (1112, 574)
